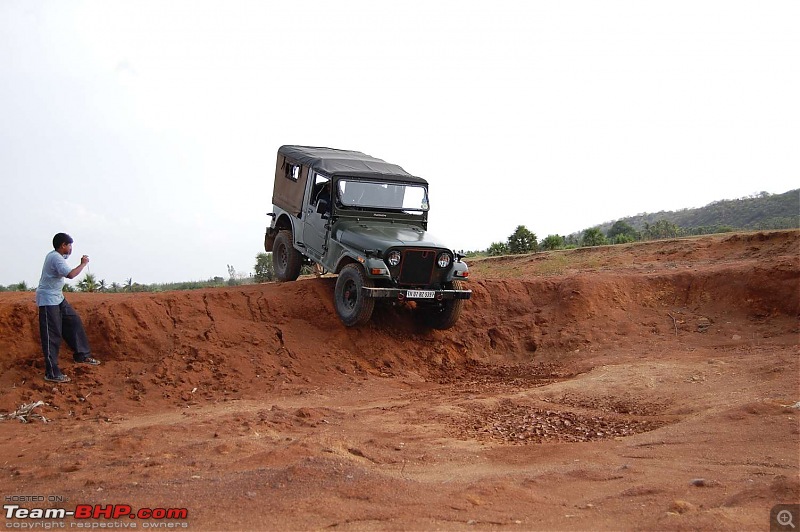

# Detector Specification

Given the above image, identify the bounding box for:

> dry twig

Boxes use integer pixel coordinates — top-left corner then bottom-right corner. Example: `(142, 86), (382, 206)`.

(667, 313), (678, 337)
(0, 401), (49, 423)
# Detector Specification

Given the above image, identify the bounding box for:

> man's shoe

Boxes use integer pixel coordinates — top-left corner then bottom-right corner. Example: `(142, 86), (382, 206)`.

(78, 357), (101, 366)
(45, 375), (71, 383)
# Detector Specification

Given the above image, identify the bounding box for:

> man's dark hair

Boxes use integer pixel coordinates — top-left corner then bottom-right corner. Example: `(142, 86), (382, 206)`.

(53, 233), (74, 250)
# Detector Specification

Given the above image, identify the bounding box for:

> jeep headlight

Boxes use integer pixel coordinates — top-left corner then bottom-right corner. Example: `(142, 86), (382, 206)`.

(437, 252), (452, 268)
(386, 250), (402, 267)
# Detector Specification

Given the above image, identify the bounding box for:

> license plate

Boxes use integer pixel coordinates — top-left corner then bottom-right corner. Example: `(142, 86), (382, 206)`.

(406, 290), (435, 299)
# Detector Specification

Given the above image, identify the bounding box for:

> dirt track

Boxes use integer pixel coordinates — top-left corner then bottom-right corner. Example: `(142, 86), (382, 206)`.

(1, 230), (798, 530)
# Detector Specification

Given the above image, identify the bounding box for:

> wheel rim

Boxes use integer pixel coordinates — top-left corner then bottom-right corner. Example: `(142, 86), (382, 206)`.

(341, 278), (358, 311)
(277, 244), (288, 270)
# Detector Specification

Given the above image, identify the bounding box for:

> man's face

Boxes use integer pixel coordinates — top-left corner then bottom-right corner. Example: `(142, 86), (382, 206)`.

(58, 242), (73, 257)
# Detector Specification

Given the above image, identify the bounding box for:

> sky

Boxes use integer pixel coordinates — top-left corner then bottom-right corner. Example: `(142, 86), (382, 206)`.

(1, 1), (798, 287)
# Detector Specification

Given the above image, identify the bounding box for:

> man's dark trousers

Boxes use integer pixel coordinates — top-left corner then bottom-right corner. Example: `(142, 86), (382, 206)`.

(39, 300), (91, 379)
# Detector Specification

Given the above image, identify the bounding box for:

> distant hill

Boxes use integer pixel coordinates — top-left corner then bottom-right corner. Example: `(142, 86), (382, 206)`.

(596, 189), (799, 235)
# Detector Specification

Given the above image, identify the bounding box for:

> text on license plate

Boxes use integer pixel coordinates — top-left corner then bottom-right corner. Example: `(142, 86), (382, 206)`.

(406, 290), (435, 299)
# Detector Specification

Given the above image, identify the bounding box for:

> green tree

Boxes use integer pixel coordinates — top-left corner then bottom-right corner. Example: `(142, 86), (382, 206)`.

(607, 220), (639, 241)
(507, 225), (538, 254)
(643, 219), (681, 240)
(487, 241), (509, 256)
(612, 233), (636, 244)
(77, 273), (99, 292)
(254, 252), (275, 283)
(581, 227), (607, 247)
(539, 234), (566, 251)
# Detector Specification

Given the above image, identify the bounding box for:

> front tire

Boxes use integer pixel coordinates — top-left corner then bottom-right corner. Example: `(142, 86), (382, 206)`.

(419, 280), (466, 330)
(273, 230), (303, 282)
(335, 264), (375, 327)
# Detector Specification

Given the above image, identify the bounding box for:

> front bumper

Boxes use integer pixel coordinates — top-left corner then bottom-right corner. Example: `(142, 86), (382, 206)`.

(362, 287), (472, 300)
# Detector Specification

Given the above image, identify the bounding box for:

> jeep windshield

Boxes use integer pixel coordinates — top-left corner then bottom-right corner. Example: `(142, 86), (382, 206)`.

(337, 180), (429, 212)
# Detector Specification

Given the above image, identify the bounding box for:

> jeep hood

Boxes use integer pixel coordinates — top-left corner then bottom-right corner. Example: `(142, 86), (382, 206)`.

(336, 221), (448, 253)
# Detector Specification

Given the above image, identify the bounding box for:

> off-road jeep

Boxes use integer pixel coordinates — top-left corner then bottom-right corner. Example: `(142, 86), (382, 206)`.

(264, 145), (471, 328)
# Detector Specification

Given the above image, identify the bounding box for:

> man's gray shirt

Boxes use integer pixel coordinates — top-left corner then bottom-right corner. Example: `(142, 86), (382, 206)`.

(35, 250), (72, 306)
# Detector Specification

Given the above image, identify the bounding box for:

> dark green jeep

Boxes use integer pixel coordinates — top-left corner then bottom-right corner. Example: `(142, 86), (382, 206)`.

(264, 145), (471, 328)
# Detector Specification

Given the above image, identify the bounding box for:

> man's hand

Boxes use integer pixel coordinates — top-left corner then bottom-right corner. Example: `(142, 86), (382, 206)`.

(68, 255), (90, 279)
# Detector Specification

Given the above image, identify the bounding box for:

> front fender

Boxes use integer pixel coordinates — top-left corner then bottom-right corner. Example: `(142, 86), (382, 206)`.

(445, 260), (470, 282)
(332, 250), (394, 281)
(333, 249), (364, 274)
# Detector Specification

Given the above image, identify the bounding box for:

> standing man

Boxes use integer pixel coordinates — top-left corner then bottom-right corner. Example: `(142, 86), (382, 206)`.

(36, 233), (100, 383)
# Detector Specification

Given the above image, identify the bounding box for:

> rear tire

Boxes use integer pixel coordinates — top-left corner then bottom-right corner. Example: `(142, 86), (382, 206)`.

(273, 230), (303, 282)
(419, 280), (465, 330)
(335, 263), (375, 327)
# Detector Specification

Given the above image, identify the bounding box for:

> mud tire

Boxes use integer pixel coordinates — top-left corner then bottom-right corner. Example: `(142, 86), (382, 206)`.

(335, 263), (375, 327)
(419, 280), (466, 330)
(273, 230), (303, 282)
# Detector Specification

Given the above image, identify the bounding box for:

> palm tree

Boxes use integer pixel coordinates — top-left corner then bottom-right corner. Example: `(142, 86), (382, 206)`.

(77, 273), (99, 292)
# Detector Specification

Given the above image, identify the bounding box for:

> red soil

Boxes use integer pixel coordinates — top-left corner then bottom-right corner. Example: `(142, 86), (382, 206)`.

(1, 230), (798, 530)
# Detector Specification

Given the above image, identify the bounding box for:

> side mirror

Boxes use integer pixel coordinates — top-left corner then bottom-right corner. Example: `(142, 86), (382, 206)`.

(316, 200), (329, 214)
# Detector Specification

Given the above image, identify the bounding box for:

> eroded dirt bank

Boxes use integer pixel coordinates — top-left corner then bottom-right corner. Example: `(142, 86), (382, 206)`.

(0, 231), (798, 530)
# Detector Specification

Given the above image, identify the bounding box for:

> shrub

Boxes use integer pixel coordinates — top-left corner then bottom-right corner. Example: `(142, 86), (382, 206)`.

(540, 234), (566, 251)
(487, 242), (509, 256)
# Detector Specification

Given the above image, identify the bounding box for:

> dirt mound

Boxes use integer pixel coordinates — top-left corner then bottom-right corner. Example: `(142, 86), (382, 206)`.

(0, 230), (797, 530)
(1, 235), (795, 417)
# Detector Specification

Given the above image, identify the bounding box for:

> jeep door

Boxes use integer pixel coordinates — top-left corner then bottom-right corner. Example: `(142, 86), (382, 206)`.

(302, 172), (330, 257)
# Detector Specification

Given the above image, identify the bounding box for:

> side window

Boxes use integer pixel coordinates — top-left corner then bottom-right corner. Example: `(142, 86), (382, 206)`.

(285, 163), (300, 182)
(311, 174), (331, 206)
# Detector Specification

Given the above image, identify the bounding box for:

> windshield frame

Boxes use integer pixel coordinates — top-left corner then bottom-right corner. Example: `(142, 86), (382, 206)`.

(336, 179), (429, 213)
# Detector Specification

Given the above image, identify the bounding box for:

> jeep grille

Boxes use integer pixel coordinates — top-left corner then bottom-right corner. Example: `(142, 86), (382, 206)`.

(397, 249), (436, 285)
